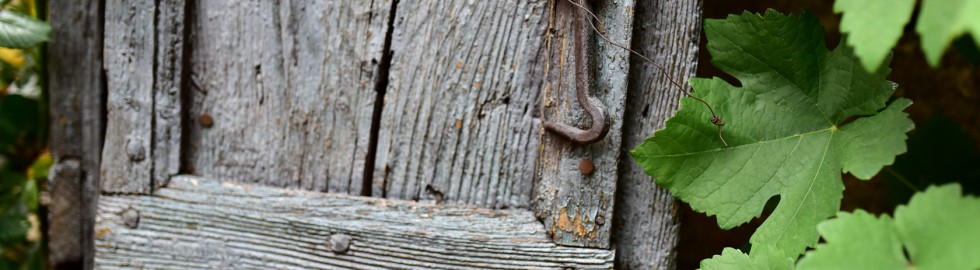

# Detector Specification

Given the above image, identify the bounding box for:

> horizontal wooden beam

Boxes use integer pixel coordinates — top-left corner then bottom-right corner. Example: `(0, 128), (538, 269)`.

(94, 175), (614, 269)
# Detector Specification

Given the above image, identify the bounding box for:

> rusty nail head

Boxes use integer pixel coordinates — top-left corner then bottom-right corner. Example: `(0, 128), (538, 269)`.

(122, 208), (140, 228)
(199, 113), (214, 128)
(328, 233), (351, 254)
(579, 159), (594, 175)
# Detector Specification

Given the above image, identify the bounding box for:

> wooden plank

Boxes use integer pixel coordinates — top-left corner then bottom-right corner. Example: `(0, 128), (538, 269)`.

(46, 160), (84, 269)
(184, 0), (389, 194)
(94, 175), (615, 269)
(101, 0), (153, 192)
(371, 0), (549, 209)
(153, 0), (188, 189)
(101, 0), (186, 193)
(47, 0), (105, 267)
(612, 0), (702, 268)
(533, 0), (636, 248)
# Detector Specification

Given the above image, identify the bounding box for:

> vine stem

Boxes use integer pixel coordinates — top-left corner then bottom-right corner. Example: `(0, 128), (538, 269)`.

(567, 0), (729, 147)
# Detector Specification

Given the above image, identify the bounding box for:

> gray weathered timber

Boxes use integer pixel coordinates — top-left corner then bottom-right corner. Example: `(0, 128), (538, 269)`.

(101, 0), (152, 192)
(612, 0), (702, 269)
(46, 160), (83, 268)
(372, 0), (548, 209)
(184, 0), (389, 194)
(153, 0), (188, 189)
(48, 0), (105, 267)
(101, 0), (186, 193)
(94, 176), (615, 269)
(533, 0), (635, 248)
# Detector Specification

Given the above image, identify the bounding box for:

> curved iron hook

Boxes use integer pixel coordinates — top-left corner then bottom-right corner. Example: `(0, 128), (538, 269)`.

(543, 0), (609, 145)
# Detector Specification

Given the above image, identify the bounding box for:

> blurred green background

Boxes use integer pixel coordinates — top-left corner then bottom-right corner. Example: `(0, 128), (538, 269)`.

(0, 0), (50, 269)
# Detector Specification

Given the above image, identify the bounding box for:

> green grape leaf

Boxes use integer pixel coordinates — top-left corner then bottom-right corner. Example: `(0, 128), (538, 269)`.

(700, 245), (793, 270)
(894, 184), (980, 270)
(916, 0), (980, 66)
(630, 9), (914, 257)
(798, 184), (980, 270)
(0, 10), (50, 49)
(833, 0), (915, 72)
(795, 210), (907, 270)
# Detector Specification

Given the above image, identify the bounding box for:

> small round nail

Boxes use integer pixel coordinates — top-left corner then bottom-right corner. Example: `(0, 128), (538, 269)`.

(579, 159), (594, 175)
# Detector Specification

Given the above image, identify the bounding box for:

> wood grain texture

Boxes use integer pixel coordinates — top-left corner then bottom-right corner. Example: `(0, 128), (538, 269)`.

(101, 0), (155, 193)
(184, 0), (389, 194)
(46, 159), (84, 269)
(153, 0), (188, 189)
(371, 0), (549, 209)
(48, 0), (105, 267)
(94, 175), (615, 269)
(612, 0), (702, 269)
(533, 0), (636, 248)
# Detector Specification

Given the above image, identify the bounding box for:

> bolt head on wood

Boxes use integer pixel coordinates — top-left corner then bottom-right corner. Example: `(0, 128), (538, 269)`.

(125, 139), (146, 162)
(579, 159), (594, 175)
(121, 208), (140, 228)
(328, 233), (351, 254)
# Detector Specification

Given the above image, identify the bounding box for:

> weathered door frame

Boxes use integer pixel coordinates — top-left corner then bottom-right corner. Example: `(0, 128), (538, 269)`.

(46, 0), (702, 269)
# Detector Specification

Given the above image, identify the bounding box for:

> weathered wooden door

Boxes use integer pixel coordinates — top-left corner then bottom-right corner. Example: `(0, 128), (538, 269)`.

(46, 0), (702, 269)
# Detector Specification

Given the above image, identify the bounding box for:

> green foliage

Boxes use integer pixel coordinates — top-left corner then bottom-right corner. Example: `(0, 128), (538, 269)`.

(917, 0), (980, 66)
(0, 94), (44, 169)
(833, 0), (915, 72)
(0, 1), (46, 269)
(699, 184), (979, 270)
(631, 9), (914, 257)
(835, 0), (980, 69)
(701, 245), (793, 270)
(0, 10), (48, 49)
(0, 167), (30, 244)
(799, 184), (980, 270)
(796, 211), (908, 270)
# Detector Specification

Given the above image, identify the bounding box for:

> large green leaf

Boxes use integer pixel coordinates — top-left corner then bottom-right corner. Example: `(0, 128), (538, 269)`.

(917, 0), (980, 66)
(0, 10), (49, 49)
(894, 184), (980, 270)
(833, 0), (915, 72)
(795, 210), (907, 270)
(631, 10), (914, 257)
(797, 184), (980, 270)
(700, 245), (793, 270)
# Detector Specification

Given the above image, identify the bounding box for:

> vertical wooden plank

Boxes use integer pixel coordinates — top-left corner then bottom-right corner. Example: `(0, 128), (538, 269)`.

(101, 0), (177, 193)
(533, 0), (636, 248)
(46, 160), (83, 269)
(184, 0), (389, 193)
(613, 0), (702, 268)
(373, 0), (549, 209)
(153, 0), (188, 188)
(47, 0), (104, 267)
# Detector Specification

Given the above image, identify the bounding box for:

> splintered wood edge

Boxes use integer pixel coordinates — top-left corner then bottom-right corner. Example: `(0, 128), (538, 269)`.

(94, 175), (614, 269)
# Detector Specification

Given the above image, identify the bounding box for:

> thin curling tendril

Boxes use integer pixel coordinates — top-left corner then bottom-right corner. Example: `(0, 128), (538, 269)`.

(567, 0), (729, 147)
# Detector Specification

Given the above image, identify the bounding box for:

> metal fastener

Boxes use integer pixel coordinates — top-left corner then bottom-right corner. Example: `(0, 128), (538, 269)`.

(579, 159), (594, 175)
(126, 138), (146, 162)
(328, 233), (351, 254)
(121, 208), (140, 228)
(199, 113), (214, 128)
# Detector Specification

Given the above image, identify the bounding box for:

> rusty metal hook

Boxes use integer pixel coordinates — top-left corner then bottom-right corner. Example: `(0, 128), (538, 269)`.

(543, 0), (609, 145)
